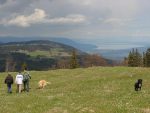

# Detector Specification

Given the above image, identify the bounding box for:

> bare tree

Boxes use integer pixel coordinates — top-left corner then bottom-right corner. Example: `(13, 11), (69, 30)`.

(5, 55), (16, 72)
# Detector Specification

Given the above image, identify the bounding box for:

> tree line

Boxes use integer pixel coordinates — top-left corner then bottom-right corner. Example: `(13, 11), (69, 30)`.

(0, 50), (113, 72)
(123, 48), (150, 67)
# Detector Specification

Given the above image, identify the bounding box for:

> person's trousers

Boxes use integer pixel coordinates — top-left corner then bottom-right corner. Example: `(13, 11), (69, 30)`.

(7, 84), (12, 93)
(17, 84), (22, 93)
(23, 80), (29, 92)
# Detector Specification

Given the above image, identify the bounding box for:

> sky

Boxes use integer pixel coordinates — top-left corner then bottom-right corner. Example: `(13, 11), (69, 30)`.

(0, 0), (150, 49)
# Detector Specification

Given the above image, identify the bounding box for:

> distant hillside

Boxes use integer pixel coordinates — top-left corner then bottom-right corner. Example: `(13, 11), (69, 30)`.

(0, 40), (86, 72)
(47, 37), (97, 52)
(0, 40), (113, 72)
(0, 37), (97, 52)
(0, 40), (86, 58)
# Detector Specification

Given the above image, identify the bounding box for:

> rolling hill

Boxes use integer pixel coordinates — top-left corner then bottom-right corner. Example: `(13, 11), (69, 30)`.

(0, 40), (112, 72)
(0, 37), (97, 52)
(0, 40), (87, 71)
(0, 40), (86, 57)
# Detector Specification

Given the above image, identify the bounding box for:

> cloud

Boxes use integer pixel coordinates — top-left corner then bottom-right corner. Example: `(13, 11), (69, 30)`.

(102, 18), (132, 26)
(7, 9), (46, 27)
(1, 8), (87, 27)
(46, 14), (86, 24)
(0, 0), (7, 5)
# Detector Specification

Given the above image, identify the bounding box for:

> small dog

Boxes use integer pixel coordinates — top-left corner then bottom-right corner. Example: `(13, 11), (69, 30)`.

(38, 80), (51, 89)
(134, 79), (142, 91)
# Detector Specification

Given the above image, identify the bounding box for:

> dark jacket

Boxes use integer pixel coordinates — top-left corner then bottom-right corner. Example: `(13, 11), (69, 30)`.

(5, 75), (14, 84)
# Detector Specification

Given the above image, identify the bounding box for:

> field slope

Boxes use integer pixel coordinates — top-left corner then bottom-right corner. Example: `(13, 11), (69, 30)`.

(0, 67), (150, 113)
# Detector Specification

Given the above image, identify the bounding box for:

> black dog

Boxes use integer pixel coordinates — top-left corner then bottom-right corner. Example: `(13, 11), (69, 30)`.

(134, 79), (142, 91)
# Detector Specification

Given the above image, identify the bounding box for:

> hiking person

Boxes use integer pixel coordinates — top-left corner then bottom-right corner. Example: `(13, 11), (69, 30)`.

(23, 68), (31, 92)
(15, 71), (23, 93)
(4, 73), (14, 93)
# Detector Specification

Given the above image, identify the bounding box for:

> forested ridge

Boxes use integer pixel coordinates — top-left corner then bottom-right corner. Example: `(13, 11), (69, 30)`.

(0, 40), (113, 72)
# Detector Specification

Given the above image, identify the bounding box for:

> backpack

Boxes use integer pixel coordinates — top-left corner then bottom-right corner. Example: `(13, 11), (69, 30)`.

(6, 79), (12, 84)
(5, 75), (13, 84)
(23, 72), (29, 82)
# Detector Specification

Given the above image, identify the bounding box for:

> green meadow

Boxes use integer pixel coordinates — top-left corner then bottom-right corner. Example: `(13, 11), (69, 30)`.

(17, 48), (70, 58)
(0, 67), (150, 113)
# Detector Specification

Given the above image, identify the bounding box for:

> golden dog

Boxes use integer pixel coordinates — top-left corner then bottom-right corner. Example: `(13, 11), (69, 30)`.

(38, 80), (51, 89)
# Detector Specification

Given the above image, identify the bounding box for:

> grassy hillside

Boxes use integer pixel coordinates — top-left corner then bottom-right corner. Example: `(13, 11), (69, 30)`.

(0, 40), (114, 72)
(0, 67), (149, 113)
(0, 40), (86, 58)
(0, 40), (88, 72)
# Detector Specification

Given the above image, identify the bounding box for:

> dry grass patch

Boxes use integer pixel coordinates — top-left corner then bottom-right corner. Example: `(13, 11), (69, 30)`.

(46, 107), (68, 113)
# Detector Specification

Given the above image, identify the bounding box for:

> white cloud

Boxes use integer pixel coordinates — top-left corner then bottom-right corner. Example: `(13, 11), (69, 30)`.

(1, 8), (87, 27)
(46, 14), (86, 24)
(7, 9), (46, 27)
(102, 18), (132, 26)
